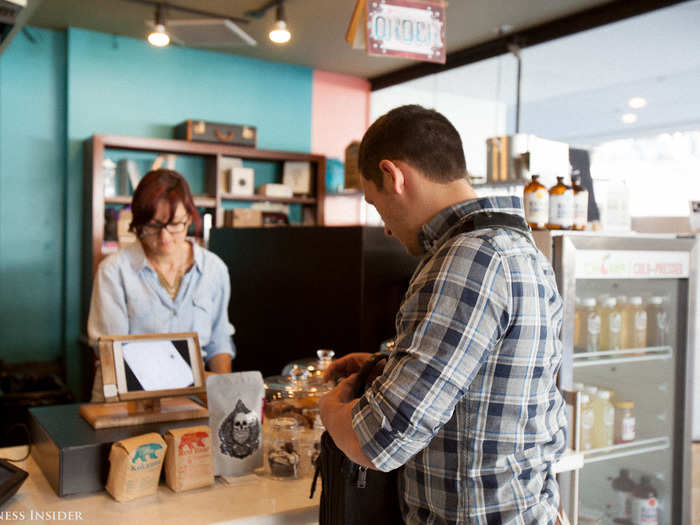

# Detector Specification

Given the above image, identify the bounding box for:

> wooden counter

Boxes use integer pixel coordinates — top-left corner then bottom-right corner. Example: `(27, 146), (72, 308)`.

(0, 446), (319, 524)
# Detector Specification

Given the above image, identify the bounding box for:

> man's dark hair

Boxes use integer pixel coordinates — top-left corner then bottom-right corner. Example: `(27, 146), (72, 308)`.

(358, 104), (468, 188)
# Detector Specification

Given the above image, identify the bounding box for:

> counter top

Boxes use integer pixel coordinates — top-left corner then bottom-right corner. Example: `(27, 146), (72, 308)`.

(0, 446), (319, 524)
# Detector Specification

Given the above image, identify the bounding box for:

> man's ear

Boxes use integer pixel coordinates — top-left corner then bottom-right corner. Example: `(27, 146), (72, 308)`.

(378, 160), (405, 195)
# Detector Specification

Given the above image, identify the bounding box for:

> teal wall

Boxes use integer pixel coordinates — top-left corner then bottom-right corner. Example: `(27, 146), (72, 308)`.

(0, 28), (66, 364)
(0, 26), (313, 396)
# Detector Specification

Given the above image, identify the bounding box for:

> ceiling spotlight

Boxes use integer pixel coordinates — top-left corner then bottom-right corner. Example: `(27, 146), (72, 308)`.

(269, 3), (291, 44)
(621, 113), (638, 124)
(628, 97), (647, 109)
(147, 4), (170, 47)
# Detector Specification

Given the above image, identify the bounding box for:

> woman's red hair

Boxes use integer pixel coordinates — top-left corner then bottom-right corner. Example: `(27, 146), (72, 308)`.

(129, 169), (201, 235)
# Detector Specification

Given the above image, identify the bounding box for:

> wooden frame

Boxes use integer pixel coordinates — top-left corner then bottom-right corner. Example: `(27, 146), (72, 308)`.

(97, 332), (206, 402)
(85, 134), (327, 279)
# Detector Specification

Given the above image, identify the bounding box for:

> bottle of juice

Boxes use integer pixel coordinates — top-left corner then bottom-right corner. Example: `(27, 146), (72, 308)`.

(523, 174), (549, 230)
(572, 174), (588, 231)
(592, 389), (615, 449)
(631, 475), (659, 525)
(547, 176), (574, 230)
(627, 296), (647, 353)
(579, 298), (600, 354)
(646, 296), (669, 347)
(599, 296), (622, 352)
(580, 392), (595, 451)
(614, 401), (636, 444)
(611, 469), (636, 524)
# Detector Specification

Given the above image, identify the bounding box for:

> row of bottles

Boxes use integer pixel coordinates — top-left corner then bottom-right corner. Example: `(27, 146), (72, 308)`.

(574, 295), (670, 354)
(523, 174), (588, 230)
(574, 383), (636, 450)
(610, 469), (660, 525)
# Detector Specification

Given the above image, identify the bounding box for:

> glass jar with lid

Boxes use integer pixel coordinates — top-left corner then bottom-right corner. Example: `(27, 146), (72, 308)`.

(266, 417), (302, 479)
(281, 349), (335, 377)
(264, 365), (333, 428)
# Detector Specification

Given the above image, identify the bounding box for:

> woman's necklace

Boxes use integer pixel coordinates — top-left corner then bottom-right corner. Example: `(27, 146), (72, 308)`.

(149, 244), (191, 300)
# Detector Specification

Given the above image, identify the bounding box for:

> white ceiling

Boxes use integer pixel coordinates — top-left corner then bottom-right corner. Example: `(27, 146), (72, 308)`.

(385, 0), (700, 145)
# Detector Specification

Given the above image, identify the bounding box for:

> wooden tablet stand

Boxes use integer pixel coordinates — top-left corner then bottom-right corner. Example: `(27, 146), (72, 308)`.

(80, 333), (209, 430)
(80, 397), (208, 429)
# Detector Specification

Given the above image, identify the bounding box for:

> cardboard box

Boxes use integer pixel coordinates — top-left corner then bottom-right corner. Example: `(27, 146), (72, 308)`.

(229, 167), (254, 196)
(224, 209), (263, 228)
(256, 184), (293, 198)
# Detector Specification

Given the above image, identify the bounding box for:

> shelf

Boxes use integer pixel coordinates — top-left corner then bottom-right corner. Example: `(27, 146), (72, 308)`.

(572, 346), (672, 367)
(582, 436), (670, 464)
(98, 134), (326, 163)
(105, 195), (217, 208)
(193, 196), (217, 208)
(104, 195), (131, 204)
(326, 190), (363, 197)
(221, 193), (316, 205)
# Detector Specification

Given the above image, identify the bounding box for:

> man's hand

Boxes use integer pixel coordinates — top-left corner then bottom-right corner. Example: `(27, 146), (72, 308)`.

(319, 373), (377, 470)
(323, 352), (373, 383)
(319, 373), (359, 415)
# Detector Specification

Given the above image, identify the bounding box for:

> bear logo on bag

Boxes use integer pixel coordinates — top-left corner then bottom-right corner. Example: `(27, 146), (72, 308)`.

(131, 443), (163, 464)
(179, 431), (210, 454)
(219, 399), (260, 459)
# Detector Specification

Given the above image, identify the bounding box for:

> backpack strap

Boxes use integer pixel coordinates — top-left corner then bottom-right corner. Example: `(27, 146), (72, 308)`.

(452, 211), (535, 247)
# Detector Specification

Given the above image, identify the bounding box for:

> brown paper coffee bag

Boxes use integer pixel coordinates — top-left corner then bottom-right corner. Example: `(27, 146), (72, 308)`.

(164, 425), (214, 492)
(106, 432), (167, 502)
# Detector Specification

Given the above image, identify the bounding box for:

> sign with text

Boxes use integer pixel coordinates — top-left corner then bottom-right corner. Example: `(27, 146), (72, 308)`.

(575, 250), (690, 280)
(349, 0), (446, 63)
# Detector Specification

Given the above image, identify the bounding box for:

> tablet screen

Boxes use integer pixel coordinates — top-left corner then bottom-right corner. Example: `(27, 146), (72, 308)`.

(121, 339), (194, 391)
(0, 464), (14, 484)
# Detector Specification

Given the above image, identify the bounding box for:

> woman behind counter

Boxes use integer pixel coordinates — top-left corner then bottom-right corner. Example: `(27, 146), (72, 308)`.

(88, 169), (235, 401)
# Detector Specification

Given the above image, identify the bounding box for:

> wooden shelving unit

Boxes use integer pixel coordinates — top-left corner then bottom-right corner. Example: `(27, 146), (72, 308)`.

(84, 134), (326, 278)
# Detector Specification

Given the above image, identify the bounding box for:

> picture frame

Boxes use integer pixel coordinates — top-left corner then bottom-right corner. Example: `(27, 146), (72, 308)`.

(282, 161), (313, 195)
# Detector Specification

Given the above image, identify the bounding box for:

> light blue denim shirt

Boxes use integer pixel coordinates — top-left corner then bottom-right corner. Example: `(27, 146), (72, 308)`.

(87, 240), (235, 362)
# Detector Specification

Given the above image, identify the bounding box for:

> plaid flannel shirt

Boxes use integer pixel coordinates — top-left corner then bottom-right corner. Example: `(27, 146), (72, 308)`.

(352, 197), (567, 524)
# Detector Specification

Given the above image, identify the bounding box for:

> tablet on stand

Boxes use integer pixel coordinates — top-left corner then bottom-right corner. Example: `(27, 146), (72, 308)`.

(80, 332), (208, 429)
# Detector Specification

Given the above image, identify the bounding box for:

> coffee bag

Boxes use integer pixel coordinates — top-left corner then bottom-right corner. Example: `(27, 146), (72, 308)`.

(207, 372), (264, 476)
(106, 432), (167, 502)
(164, 425), (215, 492)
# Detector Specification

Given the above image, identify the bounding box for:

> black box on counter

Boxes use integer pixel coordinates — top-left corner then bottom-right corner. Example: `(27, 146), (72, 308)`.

(174, 119), (257, 147)
(29, 403), (207, 497)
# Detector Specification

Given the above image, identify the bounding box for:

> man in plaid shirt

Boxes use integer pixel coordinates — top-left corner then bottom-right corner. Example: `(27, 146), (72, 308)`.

(319, 105), (567, 524)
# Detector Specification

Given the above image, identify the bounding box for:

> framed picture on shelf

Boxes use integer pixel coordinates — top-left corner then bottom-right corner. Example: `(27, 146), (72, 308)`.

(282, 161), (312, 195)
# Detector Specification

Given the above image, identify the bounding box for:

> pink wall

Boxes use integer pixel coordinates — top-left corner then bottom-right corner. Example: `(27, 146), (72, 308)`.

(311, 70), (370, 160)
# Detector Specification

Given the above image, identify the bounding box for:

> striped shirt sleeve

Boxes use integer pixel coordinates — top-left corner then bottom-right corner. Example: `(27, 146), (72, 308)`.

(352, 235), (512, 471)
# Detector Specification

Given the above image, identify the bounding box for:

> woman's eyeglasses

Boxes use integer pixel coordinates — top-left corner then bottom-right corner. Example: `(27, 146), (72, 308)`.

(141, 218), (189, 236)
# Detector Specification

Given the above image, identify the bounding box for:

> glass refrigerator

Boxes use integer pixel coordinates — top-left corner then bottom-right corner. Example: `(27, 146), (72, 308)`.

(532, 231), (697, 525)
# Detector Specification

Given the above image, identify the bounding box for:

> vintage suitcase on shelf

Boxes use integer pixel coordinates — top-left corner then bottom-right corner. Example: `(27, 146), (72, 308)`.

(174, 119), (257, 147)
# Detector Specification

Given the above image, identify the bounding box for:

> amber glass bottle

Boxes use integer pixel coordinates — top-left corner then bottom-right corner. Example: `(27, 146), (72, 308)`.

(547, 176), (574, 230)
(523, 175), (549, 230)
(572, 175), (589, 231)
